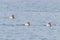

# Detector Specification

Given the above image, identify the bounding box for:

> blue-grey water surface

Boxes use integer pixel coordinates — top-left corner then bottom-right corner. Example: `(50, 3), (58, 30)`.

(0, 0), (60, 40)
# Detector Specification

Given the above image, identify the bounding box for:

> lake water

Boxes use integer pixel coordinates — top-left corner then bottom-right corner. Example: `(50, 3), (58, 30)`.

(0, 0), (60, 40)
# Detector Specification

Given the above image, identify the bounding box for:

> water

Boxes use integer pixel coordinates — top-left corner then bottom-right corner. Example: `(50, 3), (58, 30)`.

(0, 0), (60, 40)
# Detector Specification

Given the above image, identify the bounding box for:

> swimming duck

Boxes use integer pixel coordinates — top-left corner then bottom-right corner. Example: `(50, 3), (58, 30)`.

(25, 21), (30, 26)
(46, 22), (51, 27)
(10, 15), (15, 19)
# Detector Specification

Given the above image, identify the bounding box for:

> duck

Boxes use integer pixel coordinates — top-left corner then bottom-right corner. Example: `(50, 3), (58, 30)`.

(10, 15), (15, 19)
(25, 21), (30, 26)
(46, 22), (51, 27)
